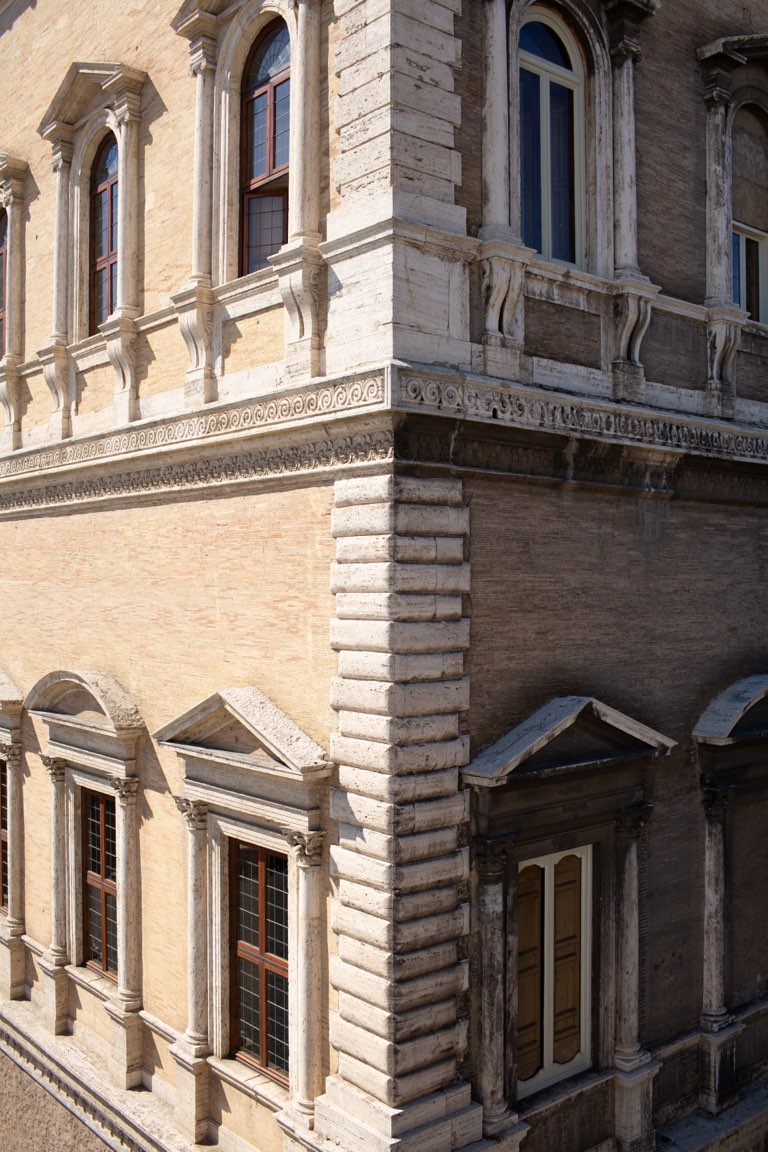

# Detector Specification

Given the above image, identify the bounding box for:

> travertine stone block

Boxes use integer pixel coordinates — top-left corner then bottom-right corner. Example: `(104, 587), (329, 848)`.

(330, 676), (469, 714)
(330, 618), (470, 652)
(336, 764), (460, 802)
(335, 708), (460, 741)
(334, 591), (463, 621)
(335, 535), (465, 565)
(337, 649), (465, 682)
(330, 560), (470, 593)
(332, 733), (469, 772)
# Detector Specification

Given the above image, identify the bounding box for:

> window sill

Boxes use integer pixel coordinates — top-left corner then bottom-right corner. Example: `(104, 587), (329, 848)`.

(207, 1053), (289, 1113)
(517, 1066), (615, 1119)
(65, 962), (115, 1004)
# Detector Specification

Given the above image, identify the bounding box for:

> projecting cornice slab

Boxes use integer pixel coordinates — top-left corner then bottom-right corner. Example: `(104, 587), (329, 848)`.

(693, 675), (768, 745)
(463, 696), (675, 787)
(698, 34), (768, 67)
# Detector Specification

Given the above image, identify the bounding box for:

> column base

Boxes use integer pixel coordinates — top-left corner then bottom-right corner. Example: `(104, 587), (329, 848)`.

(37, 955), (70, 1034)
(169, 1040), (210, 1143)
(105, 1000), (143, 1089)
(313, 1076), (483, 1152)
(612, 360), (647, 404)
(482, 333), (523, 383)
(614, 1059), (659, 1152)
(699, 1020), (744, 1115)
(0, 930), (25, 999)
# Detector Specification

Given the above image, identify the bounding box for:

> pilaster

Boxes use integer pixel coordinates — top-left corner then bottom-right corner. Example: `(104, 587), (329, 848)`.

(314, 472), (483, 1152)
(0, 155), (28, 450)
(109, 775), (142, 1090)
(170, 797), (211, 1144)
(39, 134), (73, 440)
(0, 741), (24, 999)
(39, 756), (70, 1034)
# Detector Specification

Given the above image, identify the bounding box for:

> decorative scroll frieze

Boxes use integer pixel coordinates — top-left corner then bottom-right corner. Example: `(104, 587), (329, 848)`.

(397, 372), (768, 465)
(0, 372), (386, 481)
(0, 429), (394, 517)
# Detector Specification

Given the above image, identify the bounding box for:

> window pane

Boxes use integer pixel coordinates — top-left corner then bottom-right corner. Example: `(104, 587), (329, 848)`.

(521, 69), (542, 255)
(104, 797), (117, 883)
(1, 842), (7, 910)
(550, 82), (575, 263)
(105, 891), (118, 975)
(94, 188), (108, 260)
(246, 24), (290, 89)
(237, 955), (261, 1057)
(552, 854), (582, 1066)
(266, 968), (289, 1072)
(521, 21), (571, 69)
(246, 195), (286, 271)
(0, 759), (6, 833)
(518, 864), (544, 1081)
(87, 794), (102, 875)
(246, 92), (269, 183)
(237, 846), (260, 948)
(746, 236), (760, 320)
(94, 138), (118, 184)
(0, 761), (7, 908)
(0, 240), (6, 312)
(274, 78), (290, 170)
(87, 885), (103, 965)
(110, 182), (118, 254)
(733, 232), (742, 307)
(266, 853), (288, 959)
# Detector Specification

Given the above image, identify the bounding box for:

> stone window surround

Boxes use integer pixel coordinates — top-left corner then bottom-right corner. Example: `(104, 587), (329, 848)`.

(0, 154), (28, 452)
(37, 62), (147, 435)
(172, 0), (323, 402)
(0, 669), (23, 1002)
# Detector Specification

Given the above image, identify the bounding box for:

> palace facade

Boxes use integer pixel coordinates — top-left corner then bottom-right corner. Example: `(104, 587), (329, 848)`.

(1, 1), (768, 1151)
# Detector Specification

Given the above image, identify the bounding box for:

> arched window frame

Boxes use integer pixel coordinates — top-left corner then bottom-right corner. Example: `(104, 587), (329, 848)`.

(213, 0), (298, 286)
(518, 7), (586, 268)
(0, 209), (7, 359)
(507, 0), (613, 278)
(239, 20), (291, 276)
(728, 90), (768, 326)
(89, 132), (120, 334)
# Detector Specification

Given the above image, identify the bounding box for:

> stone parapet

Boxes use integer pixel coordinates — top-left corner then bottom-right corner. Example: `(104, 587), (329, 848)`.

(314, 470), (483, 1150)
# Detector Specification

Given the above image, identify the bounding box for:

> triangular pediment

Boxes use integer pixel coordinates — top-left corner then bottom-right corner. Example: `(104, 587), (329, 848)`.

(155, 687), (330, 781)
(694, 675), (768, 745)
(463, 696), (675, 788)
(38, 62), (146, 137)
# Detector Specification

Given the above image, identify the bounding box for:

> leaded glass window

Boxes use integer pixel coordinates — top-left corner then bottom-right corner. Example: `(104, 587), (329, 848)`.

(0, 210), (7, 358)
(241, 21), (290, 274)
(83, 790), (118, 978)
(90, 135), (119, 333)
(230, 841), (289, 1081)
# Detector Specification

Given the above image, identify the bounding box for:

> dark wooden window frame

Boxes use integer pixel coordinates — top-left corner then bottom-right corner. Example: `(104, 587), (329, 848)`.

(0, 209), (7, 358)
(240, 23), (290, 276)
(229, 839), (289, 1084)
(90, 135), (119, 335)
(82, 788), (118, 981)
(0, 755), (8, 913)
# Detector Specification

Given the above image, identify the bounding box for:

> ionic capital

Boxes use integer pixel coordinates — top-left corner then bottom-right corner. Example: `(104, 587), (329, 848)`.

(112, 776), (139, 803)
(285, 829), (325, 865)
(175, 796), (209, 831)
(474, 838), (507, 881)
(41, 755), (67, 782)
(0, 741), (21, 768)
(611, 37), (643, 65)
(617, 799), (653, 840)
(701, 774), (729, 821)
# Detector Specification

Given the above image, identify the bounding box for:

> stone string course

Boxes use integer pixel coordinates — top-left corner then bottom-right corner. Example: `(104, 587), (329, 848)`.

(313, 473), (484, 1152)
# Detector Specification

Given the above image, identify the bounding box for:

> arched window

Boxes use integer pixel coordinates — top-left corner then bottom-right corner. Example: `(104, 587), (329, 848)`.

(732, 103), (768, 324)
(519, 10), (584, 266)
(90, 134), (119, 333)
(0, 210), (7, 357)
(240, 20), (290, 275)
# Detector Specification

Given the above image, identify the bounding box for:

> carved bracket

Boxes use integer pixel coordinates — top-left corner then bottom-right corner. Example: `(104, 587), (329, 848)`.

(37, 341), (73, 440)
(706, 310), (743, 420)
(171, 284), (216, 407)
(100, 315), (139, 424)
(478, 241), (535, 344)
(611, 282), (659, 402)
(0, 358), (21, 450)
(270, 240), (324, 381)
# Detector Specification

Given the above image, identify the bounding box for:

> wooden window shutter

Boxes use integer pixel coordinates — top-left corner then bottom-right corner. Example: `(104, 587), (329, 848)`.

(552, 853), (581, 1065)
(517, 864), (544, 1081)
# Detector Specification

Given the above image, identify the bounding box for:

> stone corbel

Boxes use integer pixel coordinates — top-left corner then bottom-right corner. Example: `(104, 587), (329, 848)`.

(100, 315), (139, 424)
(0, 360), (20, 450)
(172, 285), (216, 406)
(611, 280), (659, 402)
(37, 342), (73, 440)
(270, 239), (324, 381)
(477, 239), (535, 382)
(705, 307), (744, 420)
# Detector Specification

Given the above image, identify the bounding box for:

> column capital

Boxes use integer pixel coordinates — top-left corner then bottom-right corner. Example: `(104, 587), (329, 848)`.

(285, 829), (325, 865)
(48, 133), (74, 172)
(701, 774), (729, 820)
(611, 36), (643, 65)
(617, 799), (653, 839)
(0, 741), (21, 768)
(474, 838), (507, 881)
(112, 776), (139, 803)
(175, 796), (209, 831)
(41, 755), (67, 782)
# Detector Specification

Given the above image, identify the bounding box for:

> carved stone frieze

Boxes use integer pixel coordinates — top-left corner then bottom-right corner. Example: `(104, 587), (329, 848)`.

(396, 372), (768, 465)
(0, 428), (394, 517)
(0, 372), (386, 481)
